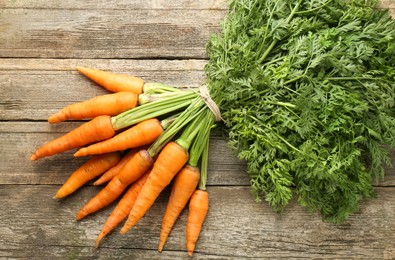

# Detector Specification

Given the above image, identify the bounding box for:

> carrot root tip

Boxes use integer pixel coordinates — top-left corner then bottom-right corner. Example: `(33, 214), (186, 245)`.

(76, 211), (87, 221)
(119, 227), (129, 235)
(74, 149), (85, 157)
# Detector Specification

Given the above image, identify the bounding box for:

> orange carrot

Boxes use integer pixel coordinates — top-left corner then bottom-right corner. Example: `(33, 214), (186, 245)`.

(120, 141), (189, 234)
(158, 165), (200, 252)
(74, 118), (163, 157)
(30, 115), (115, 161)
(54, 152), (121, 199)
(76, 66), (144, 94)
(186, 189), (209, 257)
(76, 149), (154, 220)
(96, 170), (151, 248)
(48, 92), (138, 124)
(93, 149), (138, 186)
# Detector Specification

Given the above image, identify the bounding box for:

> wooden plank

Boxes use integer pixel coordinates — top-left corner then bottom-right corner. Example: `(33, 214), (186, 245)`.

(1, 0), (227, 10)
(0, 59), (207, 120)
(0, 121), (249, 186)
(0, 9), (223, 59)
(1, 121), (394, 186)
(0, 185), (394, 259)
(2, 0), (394, 11)
(0, 1), (393, 60)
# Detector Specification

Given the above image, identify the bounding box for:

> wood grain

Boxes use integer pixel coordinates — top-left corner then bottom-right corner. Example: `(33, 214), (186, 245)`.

(1, 0), (227, 10)
(0, 8), (223, 59)
(0, 0), (394, 259)
(0, 122), (249, 186)
(0, 59), (207, 120)
(0, 185), (394, 259)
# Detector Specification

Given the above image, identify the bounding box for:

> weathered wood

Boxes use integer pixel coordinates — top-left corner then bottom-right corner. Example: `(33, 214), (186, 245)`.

(0, 122), (249, 186)
(0, 59), (207, 120)
(0, 8), (223, 59)
(1, 121), (393, 186)
(1, 0), (227, 10)
(0, 185), (394, 259)
(1, 0), (395, 259)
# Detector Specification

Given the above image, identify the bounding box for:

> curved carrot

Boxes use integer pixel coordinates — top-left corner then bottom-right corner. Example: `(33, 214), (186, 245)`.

(76, 149), (154, 220)
(30, 115), (115, 161)
(76, 66), (144, 94)
(74, 118), (163, 157)
(93, 149), (138, 186)
(96, 170), (151, 248)
(186, 189), (209, 257)
(48, 92), (138, 124)
(158, 165), (200, 252)
(54, 152), (121, 199)
(120, 141), (189, 234)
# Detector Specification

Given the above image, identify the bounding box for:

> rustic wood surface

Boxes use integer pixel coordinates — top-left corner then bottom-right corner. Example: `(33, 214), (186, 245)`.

(1, 1), (394, 259)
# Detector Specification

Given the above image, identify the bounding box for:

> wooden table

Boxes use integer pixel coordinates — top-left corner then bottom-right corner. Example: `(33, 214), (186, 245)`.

(1, 1), (394, 259)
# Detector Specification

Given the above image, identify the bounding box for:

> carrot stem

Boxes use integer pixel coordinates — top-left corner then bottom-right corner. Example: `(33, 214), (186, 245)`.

(175, 110), (207, 152)
(147, 97), (205, 158)
(139, 92), (191, 105)
(143, 82), (180, 94)
(111, 91), (197, 130)
(188, 110), (214, 168)
(198, 126), (211, 191)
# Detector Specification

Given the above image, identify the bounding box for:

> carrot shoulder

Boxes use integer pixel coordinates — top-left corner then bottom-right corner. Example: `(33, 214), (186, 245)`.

(48, 92), (138, 124)
(96, 170), (150, 248)
(54, 152), (121, 199)
(120, 141), (189, 234)
(158, 165), (200, 252)
(30, 115), (115, 161)
(186, 189), (209, 257)
(76, 149), (154, 220)
(76, 66), (144, 94)
(74, 118), (163, 157)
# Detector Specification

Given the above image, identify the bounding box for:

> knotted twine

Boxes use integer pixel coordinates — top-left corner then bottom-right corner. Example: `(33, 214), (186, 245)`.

(199, 85), (222, 122)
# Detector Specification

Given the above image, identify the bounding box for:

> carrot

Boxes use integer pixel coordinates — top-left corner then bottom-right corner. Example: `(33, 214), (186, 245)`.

(48, 92), (138, 124)
(74, 118), (164, 157)
(186, 189), (209, 257)
(76, 66), (144, 94)
(120, 141), (189, 234)
(93, 149), (138, 186)
(96, 170), (151, 248)
(54, 152), (121, 199)
(30, 115), (115, 161)
(119, 100), (207, 233)
(76, 149), (154, 220)
(158, 165), (200, 252)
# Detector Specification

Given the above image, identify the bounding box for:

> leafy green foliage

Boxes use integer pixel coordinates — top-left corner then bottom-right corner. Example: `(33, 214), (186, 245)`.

(205, 0), (395, 223)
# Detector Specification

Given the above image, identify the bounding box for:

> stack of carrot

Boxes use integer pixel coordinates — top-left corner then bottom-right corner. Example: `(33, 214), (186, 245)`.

(30, 67), (216, 256)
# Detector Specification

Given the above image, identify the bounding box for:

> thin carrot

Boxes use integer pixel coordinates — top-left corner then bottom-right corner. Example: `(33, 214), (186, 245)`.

(186, 116), (212, 257)
(76, 149), (154, 220)
(96, 170), (151, 248)
(30, 115), (115, 161)
(186, 189), (209, 257)
(76, 66), (145, 94)
(158, 110), (213, 253)
(158, 165), (200, 252)
(48, 92), (138, 124)
(93, 149), (138, 186)
(120, 141), (189, 234)
(54, 152), (121, 199)
(74, 118), (163, 157)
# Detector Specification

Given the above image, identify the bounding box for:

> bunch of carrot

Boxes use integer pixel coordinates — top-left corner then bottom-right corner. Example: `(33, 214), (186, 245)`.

(30, 67), (216, 256)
